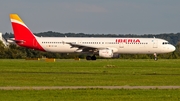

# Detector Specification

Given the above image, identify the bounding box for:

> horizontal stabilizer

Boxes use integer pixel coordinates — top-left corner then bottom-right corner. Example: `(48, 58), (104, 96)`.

(8, 38), (25, 44)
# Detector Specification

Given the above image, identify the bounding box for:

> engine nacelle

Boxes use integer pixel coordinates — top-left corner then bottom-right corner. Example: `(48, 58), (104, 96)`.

(99, 49), (113, 58)
(99, 49), (120, 58)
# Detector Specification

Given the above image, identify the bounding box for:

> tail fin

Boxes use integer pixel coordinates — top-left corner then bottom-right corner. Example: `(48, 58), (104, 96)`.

(10, 14), (45, 51)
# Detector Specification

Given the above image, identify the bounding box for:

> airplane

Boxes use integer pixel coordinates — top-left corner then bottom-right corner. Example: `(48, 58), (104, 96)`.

(0, 32), (8, 47)
(9, 14), (175, 60)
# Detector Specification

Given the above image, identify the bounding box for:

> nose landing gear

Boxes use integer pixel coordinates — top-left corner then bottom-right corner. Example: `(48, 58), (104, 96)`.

(154, 53), (158, 61)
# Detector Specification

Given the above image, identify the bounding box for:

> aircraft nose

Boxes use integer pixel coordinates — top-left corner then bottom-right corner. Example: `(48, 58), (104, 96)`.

(172, 46), (176, 51)
(170, 45), (176, 52)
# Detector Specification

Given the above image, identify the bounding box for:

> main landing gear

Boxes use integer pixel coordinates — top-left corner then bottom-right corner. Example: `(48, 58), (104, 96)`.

(86, 55), (96, 60)
(154, 53), (158, 61)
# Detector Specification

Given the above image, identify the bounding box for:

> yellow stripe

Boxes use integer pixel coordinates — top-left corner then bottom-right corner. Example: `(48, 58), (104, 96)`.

(10, 14), (24, 24)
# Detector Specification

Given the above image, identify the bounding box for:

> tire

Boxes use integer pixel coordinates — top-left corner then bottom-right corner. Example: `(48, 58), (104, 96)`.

(86, 56), (92, 60)
(91, 55), (96, 60)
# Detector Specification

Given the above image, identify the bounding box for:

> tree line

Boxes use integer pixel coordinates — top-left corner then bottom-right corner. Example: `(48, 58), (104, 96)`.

(4, 31), (180, 45)
(1, 32), (180, 59)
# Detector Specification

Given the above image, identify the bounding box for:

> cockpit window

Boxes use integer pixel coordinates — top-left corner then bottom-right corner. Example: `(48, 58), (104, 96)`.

(162, 42), (169, 45)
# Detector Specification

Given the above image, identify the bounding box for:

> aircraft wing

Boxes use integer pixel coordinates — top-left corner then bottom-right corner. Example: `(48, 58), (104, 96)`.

(66, 42), (105, 53)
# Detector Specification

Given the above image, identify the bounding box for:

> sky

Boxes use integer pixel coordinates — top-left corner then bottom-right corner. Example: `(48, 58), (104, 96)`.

(0, 0), (180, 35)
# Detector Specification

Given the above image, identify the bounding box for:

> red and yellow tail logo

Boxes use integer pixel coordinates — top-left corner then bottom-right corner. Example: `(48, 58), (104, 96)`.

(10, 14), (45, 51)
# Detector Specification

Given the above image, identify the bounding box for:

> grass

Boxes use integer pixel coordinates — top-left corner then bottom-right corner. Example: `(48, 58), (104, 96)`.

(1, 59), (180, 101)
(1, 89), (180, 101)
(0, 59), (180, 86)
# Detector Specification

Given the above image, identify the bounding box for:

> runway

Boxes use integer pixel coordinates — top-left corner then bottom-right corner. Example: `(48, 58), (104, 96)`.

(1, 86), (180, 90)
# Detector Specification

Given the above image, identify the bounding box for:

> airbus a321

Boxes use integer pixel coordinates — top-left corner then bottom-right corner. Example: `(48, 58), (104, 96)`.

(9, 14), (175, 60)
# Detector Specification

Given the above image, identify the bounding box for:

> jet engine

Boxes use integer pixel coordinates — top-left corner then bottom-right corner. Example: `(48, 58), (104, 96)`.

(99, 49), (113, 58)
(99, 49), (119, 58)
(99, 49), (116, 58)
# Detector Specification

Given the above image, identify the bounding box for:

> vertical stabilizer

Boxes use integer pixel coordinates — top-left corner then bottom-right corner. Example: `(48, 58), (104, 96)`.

(10, 14), (45, 51)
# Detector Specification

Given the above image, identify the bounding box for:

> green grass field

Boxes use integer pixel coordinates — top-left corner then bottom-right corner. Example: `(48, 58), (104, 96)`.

(0, 59), (180, 86)
(1, 89), (180, 101)
(0, 59), (180, 101)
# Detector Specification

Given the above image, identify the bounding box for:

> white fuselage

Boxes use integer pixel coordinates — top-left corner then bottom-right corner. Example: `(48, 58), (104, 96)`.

(35, 37), (175, 54)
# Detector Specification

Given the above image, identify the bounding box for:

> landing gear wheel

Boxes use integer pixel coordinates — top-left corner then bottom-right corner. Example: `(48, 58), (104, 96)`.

(86, 55), (97, 60)
(154, 57), (158, 61)
(91, 55), (96, 60)
(86, 56), (92, 60)
(154, 53), (158, 61)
